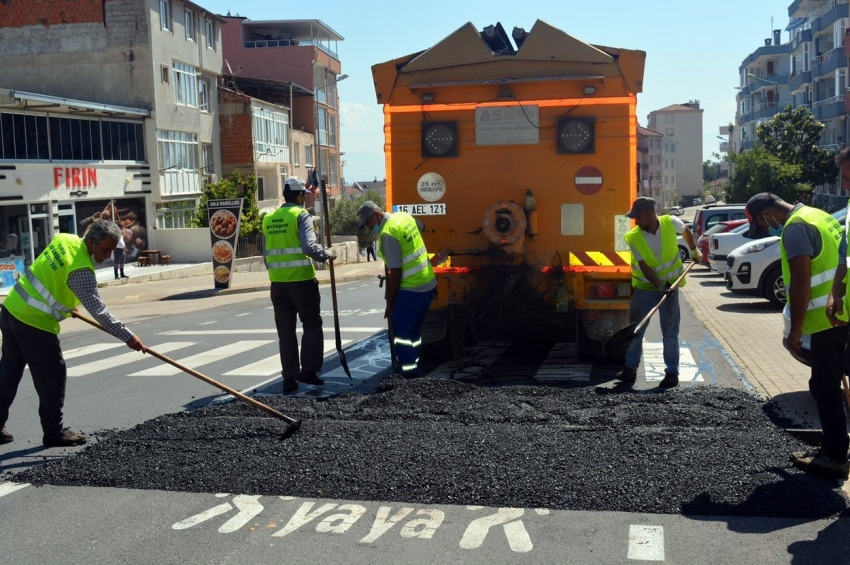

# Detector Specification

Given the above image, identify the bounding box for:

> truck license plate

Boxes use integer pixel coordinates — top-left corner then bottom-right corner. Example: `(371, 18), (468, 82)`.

(392, 203), (447, 215)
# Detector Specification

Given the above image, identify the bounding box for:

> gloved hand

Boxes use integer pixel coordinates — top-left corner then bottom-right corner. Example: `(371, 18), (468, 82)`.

(657, 282), (673, 296)
(327, 248), (337, 261)
(689, 248), (702, 263)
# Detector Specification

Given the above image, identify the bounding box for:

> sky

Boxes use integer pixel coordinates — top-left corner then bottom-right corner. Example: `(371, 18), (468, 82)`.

(200, 0), (792, 183)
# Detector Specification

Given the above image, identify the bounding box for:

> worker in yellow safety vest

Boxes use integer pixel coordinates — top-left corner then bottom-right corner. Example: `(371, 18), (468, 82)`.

(618, 196), (699, 389)
(357, 201), (443, 378)
(263, 178), (336, 395)
(748, 191), (849, 480)
(0, 220), (146, 448)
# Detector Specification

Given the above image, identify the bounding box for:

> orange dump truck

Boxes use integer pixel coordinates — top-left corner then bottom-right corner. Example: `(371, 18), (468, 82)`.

(371, 20), (645, 360)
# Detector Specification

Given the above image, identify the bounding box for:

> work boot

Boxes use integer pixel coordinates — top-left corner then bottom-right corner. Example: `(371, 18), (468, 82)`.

(283, 378), (298, 395)
(43, 428), (87, 447)
(120, 270), (129, 279)
(0, 427), (12, 444)
(114, 269), (119, 280)
(659, 372), (679, 388)
(791, 450), (850, 479)
(615, 367), (637, 382)
(297, 370), (324, 386)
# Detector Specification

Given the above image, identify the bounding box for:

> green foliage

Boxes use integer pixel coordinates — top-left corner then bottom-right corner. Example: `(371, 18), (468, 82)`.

(703, 160), (717, 183)
(727, 147), (811, 203)
(328, 189), (386, 248)
(756, 105), (839, 187)
(193, 171), (264, 237)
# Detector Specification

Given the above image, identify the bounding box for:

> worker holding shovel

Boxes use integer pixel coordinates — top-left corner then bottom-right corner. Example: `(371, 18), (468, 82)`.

(615, 197), (698, 388)
(0, 220), (146, 448)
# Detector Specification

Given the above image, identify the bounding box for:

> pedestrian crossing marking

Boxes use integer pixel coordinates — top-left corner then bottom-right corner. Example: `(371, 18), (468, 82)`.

(534, 343), (592, 383)
(222, 340), (352, 376)
(428, 341), (511, 380)
(642, 343), (703, 383)
(68, 342), (197, 377)
(129, 341), (274, 376)
(0, 482), (29, 498)
(63, 343), (126, 360)
(158, 328), (383, 336)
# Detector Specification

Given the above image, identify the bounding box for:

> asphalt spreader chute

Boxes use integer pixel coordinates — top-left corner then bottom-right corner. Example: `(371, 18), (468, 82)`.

(72, 311), (303, 440)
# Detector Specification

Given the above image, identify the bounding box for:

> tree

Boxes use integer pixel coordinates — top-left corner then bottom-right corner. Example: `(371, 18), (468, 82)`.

(703, 160), (717, 183)
(193, 171), (264, 237)
(328, 189), (385, 248)
(756, 104), (838, 187)
(727, 146), (811, 203)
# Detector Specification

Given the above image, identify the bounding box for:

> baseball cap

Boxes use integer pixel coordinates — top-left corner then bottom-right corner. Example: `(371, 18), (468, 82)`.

(357, 201), (381, 229)
(745, 192), (782, 238)
(625, 196), (656, 218)
(283, 177), (307, 194)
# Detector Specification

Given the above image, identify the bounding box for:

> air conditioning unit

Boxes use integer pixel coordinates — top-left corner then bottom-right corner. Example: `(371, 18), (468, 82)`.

(204, 173), (218, 184)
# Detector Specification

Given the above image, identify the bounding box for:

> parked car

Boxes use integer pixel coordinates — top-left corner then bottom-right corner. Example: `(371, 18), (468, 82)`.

(707, 223), (751, 275)
(669, 206), (684, 216)
(696, 219), (748, 268)
(693, 204), (747, 240)
(692, 197), (701, 206)
(676, 220), (696, 262)
(725, 207), (847, 309)
(705, 195), (716, 205)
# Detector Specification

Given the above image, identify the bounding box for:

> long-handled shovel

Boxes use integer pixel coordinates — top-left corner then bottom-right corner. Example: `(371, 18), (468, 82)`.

(378, 272), (399, 371)
(72, 312), (302, 439)
(607, 261), (696, 353)
(318, 179), (351, 378)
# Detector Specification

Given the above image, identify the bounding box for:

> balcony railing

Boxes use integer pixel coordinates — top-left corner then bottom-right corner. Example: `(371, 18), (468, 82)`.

(813, 94), (844, 108)
(242, 39), (339, 60)
(811, 0), (847, 22)
(812, 47), (839, 66)
(819, 143), (844, 152)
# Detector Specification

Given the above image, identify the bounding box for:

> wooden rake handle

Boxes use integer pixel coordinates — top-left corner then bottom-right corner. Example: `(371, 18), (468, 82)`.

(71, 311), (297, 424)
(634, 261), (696, 334)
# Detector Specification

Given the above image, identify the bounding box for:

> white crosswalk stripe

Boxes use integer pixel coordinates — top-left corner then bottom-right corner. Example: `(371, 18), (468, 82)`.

(534, 343), (592, 383)
(222, 340), (351, 376)
(69, 342), (197, 377)
(643, 343), (703, 383)
(159, 328), (382, 336)
(129, 341), (274, 376)
(63, 343), (126, 360)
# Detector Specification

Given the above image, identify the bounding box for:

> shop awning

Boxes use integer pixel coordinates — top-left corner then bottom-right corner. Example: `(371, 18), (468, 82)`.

(0, 88), (150, 116)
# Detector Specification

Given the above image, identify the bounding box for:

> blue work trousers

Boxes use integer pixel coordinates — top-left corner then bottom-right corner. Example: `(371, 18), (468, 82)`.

(624, 287), (681, 374)
(392, 288), (435, 375)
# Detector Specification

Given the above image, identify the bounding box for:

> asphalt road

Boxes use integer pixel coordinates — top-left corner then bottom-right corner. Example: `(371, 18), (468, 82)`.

(1, 273), (849, 564)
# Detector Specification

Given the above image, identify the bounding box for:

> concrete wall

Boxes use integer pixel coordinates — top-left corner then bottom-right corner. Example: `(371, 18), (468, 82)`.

(0, 0), (153, 108)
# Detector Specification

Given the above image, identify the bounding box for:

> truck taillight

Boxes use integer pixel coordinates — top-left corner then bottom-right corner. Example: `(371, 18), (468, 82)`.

(591, 283), (632, 298)
(712, 238), (718, 250)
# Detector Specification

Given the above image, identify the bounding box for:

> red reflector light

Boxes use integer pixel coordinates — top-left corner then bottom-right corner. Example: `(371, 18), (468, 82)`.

(591, 283), (631, 299)
(712, 239), (718, 250)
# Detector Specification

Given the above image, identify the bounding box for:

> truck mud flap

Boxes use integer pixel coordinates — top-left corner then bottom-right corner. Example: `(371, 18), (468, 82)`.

(577, 309), (630, 361)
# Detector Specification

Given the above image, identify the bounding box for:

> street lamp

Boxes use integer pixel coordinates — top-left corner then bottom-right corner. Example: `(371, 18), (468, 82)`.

(313, 73), (348, 247)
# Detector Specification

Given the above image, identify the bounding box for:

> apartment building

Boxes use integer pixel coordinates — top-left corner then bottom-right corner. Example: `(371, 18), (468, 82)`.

(647, 103), (702, 205)
(219, 17), (345, 199)
(637, 127), (664, 208)
(735, 1), (849, 206)
(0, 0), (225, 275)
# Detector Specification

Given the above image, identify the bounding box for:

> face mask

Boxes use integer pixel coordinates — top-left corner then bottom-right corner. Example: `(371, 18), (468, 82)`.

(764, 213), (783, 237)
(372, 223), (382, 235)
(90, 254), (98, 264)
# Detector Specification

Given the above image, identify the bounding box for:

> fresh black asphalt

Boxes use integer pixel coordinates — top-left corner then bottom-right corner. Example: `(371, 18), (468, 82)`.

(14, 378), (849, 519)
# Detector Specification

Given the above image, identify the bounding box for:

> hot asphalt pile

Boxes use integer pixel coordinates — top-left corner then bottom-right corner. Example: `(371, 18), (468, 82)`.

(16, 378), (849, 518)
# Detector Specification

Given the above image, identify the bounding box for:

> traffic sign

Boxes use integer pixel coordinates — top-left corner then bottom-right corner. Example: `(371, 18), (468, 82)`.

(574, 166), (603, 196)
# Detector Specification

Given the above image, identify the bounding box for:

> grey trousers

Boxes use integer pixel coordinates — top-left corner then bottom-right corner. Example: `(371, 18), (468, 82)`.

(271, 279), (324, 379)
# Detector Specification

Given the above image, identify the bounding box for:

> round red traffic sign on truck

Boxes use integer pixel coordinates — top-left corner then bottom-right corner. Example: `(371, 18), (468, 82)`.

(574, 166), (603, 195)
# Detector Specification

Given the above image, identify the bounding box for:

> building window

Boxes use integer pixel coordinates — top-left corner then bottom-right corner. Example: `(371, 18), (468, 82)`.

(293, 142), (300, 165)
(665, 128), (674, 136)
(184, 9), (195, 41)
(0, 112), (144, 163)
(665, 114), (674, 123)
(317, 107), (328, 146)
(257, 177), (265, 201)
(252, 106), (290, 162)
(326, 79), (336, 109)
(329, 154), (338, 186)
(156, 199), (197, 229)
(157, 130), (198, 171)
(205, 20), (215, 50)
(201, 143), (213, 175)
(159, 0), (170, 31)
(304, 144), (313, 166)
(173, 61), (198, 107)
(198, 79), (210, 112)
(328, 115), (337, 147)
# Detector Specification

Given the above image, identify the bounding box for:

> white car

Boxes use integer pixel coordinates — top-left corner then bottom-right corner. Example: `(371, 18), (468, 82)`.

(705, 195), (716, 205)
(725, 208), (846, 309)
(669, 206), (684, 216)
(707, 223), (750, 275)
